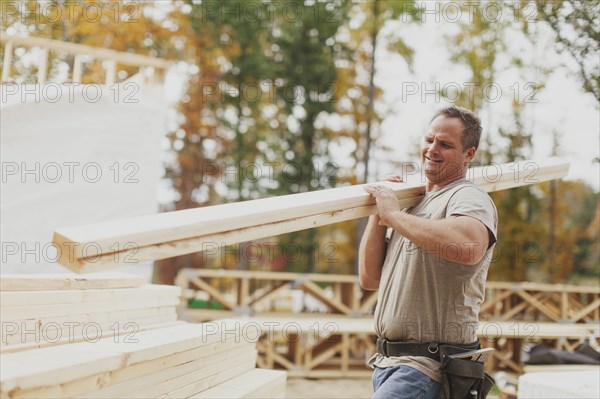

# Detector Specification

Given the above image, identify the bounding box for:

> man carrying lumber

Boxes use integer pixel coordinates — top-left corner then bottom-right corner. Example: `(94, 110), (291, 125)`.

(359, 106), (497, 399)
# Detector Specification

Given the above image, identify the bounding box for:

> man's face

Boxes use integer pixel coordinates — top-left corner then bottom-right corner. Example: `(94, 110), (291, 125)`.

(421, 115), (475, 187)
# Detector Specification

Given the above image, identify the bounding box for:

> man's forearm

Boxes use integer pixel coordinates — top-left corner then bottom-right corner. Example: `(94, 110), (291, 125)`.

(358, 215), (388, 290)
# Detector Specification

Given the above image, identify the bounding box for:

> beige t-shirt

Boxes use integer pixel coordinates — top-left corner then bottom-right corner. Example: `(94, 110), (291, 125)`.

(369, 178), (498, 382)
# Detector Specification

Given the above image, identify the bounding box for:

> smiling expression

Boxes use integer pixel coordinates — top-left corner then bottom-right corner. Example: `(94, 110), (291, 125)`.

(421, 115), (476, 191)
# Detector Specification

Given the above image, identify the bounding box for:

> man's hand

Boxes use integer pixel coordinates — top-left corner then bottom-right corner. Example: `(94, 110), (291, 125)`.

(364, 175), (404, 227)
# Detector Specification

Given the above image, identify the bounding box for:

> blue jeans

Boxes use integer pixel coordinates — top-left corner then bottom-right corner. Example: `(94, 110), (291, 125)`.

(372, 365), (442, 399)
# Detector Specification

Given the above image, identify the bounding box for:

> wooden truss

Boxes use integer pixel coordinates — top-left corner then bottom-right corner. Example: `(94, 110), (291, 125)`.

(177, 269), (599, 324)
(480, 281), (600, 323)
(177, 269), (600, 376)
(210, 317), (598, 377)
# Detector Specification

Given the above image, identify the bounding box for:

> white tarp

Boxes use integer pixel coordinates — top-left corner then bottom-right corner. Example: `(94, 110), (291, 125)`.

(1, 83), (166, 275)
(518, 369), (600, 398)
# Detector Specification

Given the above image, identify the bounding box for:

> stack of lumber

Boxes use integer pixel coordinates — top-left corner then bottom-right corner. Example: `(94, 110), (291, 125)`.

(0, 274), (286, 399)
(52, 158), (569, 273)
(1, 273), (179, 353)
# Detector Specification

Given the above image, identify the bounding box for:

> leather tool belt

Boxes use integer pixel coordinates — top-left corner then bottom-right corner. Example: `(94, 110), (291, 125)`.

(376, 338), (480, 362)
(375, 338), (494, 399)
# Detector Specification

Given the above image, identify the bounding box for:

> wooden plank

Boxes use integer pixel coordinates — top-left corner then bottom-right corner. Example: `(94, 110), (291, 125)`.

(1, 314), (179, 351)
(92, 335), (246, 388)
(249, 281), (290, 308)
(0, 32), (171, 69)
(187, 268), (359, 284)
(570, 298), (600, 322)
(499, 293), (543, 320)
(479, 289), (512, 314)
(298, 281), (352, 315)
(0, 273), (145, 291)
(3, 305), (176, 338)
(2, 309), (178, 345)
(360, 290), (379, 314)
(516, 291), (560, 321)
(184, 361), (258, 399)
(142, 351), (256, 399)
(105, 60), (116, 85)
(0, 295), (179, 321)
(1, 40), (13, 82)
(561, 290), (569, 320)
(341, 332), (350, 372)
(76, 347), (256, 399)
(256, 342), (295, 370)
(63, 171), (570, 274)
(239, 277), (250, 307)
(307, 342), (343, 370)
(72, 54), (83, 82)
(56, 203), (380, 273)
(37, 47), (48, 84)
(0, 322), (247, 394)
(0, 284), (180, 307)
(189, 369), (286, 399)
(217, 316), (598, 340)
(53, 158), (569, 273)
(11, 339), (252, 399)
(191, 278), (235, 310)
(486, 281), (600, 294)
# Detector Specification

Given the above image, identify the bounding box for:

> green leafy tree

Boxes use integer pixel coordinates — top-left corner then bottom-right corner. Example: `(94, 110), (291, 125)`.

(267, 0), (346, 272)
(533, 0), (600, 102)
(444, 1), (544, 281)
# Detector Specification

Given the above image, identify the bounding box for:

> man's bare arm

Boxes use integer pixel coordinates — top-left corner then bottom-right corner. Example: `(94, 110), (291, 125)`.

(365, 185), (489, 265)
(384, 212), (489, 265)
(358, 215), (388, 290)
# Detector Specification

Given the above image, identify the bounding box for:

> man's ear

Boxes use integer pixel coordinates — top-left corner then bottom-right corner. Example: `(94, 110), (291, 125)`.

(465, 147), (476, 163)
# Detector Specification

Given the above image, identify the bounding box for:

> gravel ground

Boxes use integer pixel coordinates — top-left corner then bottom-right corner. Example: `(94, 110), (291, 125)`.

(285, 378), (374, 399)
(284, 377), (503, 399)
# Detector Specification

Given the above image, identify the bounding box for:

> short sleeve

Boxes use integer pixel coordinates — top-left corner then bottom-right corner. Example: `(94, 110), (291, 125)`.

(447, 185), (498, 247)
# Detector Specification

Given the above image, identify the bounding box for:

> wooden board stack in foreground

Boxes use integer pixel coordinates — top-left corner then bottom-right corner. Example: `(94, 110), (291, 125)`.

(0, 274), (286, 399)
(52, 158), (570, 273)
(1, 273), (179, 352)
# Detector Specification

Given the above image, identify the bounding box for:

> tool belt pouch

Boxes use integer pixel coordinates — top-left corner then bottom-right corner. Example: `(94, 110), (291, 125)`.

(438, 347), (495, 399)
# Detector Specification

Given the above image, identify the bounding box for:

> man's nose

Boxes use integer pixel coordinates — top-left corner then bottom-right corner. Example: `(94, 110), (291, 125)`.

(428, 140), (441, 154)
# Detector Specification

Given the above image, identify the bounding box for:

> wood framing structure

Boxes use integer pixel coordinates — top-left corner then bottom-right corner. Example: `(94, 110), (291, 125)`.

(176, 269), (367, 319)
(209, 317), (599, 377)
(53, 158), (569, 273)
(176, 269), (600, 376)
(176, 269), (600, 324)
(480, 281), (600, 323)
(0, 32), (170, 84)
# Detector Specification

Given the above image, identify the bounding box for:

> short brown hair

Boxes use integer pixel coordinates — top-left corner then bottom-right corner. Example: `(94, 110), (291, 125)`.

(431, 106), (482, 150)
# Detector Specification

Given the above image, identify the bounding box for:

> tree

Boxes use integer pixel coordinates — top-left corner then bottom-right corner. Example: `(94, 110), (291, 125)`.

(536, 180), (599, 282)
(534, 0), (600, 103)
(443, 1), (552, 281)
(266, 0), (346, 272)
(154, 1), (231, 283)
(326, 1), (421, 273)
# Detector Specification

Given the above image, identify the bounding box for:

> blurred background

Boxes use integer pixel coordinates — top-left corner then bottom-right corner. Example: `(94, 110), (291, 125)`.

(1, 0), (598, 285)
